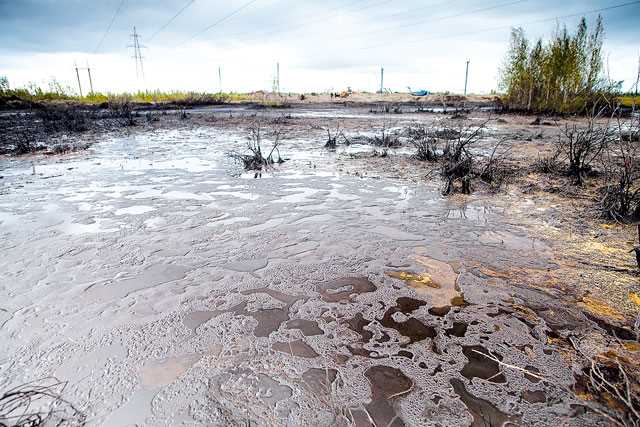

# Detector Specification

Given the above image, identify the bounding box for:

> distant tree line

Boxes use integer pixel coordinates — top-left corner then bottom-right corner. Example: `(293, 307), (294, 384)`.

(499, 16), (620, 113)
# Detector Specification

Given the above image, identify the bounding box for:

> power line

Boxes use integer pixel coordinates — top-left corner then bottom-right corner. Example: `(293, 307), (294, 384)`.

(348, 0), (528, 41)
(149, 0), (196, 42)
(177, 0), (261, 47)
(254, 0), (389, 41)
(361, 0), (640, 50)
(94, 0), (127, 54)
(218, 0), (367, 41)
(177, 0), (387, 48)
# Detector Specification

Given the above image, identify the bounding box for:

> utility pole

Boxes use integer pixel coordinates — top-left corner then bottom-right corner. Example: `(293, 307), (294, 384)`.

(380, 67), (384, 94)
(129, 26), (145, 80)
(86, 61), (94, 94)
(276, 62), (280, 94)
(74, 63), (83, 97)
(464, 60), (470, 96)
(633, 54), (639, 113)
(218, 66), (222, 93)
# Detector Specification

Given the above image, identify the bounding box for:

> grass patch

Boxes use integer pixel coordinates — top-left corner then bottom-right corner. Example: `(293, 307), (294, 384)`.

(618, 95), (639, 108)
(0, 79), (249, 107)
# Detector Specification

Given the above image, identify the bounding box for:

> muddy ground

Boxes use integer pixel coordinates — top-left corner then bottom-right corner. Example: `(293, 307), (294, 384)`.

(0, 103), (639, 426)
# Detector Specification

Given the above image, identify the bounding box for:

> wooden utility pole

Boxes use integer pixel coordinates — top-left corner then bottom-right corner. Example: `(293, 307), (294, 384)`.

(218, 66), (222, 93)
(464, 60), (470, 96)
(276, 62), (280, 94)
(75, 63), (83, 97)
(380, 67), (384, 94)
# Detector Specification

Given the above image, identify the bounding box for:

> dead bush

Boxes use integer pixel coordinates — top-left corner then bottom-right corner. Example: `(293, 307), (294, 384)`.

(478, 140), (514, 191)
(0, 377), (86, 426)
(14, 131), (35, 155)
(440, 119), (488, 195)
(228, 119), (285, 171)
(406, 124), (439, 161)
(576, 352), (640, 427)
(108, 100), (136, 126)
(600, 115), (640, 221)
(554, 107), (614, 185)
(532, 155), (563, 174)
(324, 122), (350, 149)
(438, 118), (513, 195)
(369, 121), (400, 148)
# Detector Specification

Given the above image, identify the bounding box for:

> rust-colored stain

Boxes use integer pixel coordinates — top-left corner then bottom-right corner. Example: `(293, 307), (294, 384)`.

(629, 292), (640, 307)
(578, 296), (626, 322)
(385, 271), (440, 289)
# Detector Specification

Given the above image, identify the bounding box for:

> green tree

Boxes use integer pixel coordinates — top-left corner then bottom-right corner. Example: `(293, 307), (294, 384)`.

(0, 76), (9, 94)
(499, 15), (611, 113)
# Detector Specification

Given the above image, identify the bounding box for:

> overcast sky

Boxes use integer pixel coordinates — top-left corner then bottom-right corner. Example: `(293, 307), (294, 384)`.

(0, 0), (638, 94)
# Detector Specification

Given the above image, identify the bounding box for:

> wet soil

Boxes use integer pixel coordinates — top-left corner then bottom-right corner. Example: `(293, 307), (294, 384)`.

(0, 105), (638, 426)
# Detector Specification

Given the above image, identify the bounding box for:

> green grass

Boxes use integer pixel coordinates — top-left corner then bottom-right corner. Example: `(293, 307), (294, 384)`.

(0, 87), (249, 105)
(618, 95), (639, 108)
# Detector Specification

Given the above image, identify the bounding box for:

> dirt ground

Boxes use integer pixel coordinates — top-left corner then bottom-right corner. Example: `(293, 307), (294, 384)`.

(0, 103), (639, 426)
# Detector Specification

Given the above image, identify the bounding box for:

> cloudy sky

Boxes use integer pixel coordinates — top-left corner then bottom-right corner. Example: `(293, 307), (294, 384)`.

(0, 0), (638, 94)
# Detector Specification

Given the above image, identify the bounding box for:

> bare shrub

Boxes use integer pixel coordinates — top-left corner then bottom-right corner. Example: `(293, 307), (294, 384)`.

(406, 124), (439, 161)
(229, 119), (285, 171)
(532, 155), (563, 174)
(14, 131), (35, 155)
(554, 107), (614, 185)
(0, 377), (86, 426)
(600, 115), (640, 221)
(108, 99), (136, 126)
(585, 357), (640, 426)
(324, 122), (349, 149)
(370, 121), (400, 148)
(440, 119), (489, 195)
(478, 139), (514, 191)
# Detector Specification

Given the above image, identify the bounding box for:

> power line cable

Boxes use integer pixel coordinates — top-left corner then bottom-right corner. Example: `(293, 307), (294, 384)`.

(184, 0), (369, 44)
(149, 0), (196, 42)
(347, 0), (527, 41)
(177, 0), (261, 46)
(386, 0), (466, 20)
(181, 0), (389, 48)
(94, 0), (127, 54)
(360, 0), (640, 50)
(246, 0), (383, 41)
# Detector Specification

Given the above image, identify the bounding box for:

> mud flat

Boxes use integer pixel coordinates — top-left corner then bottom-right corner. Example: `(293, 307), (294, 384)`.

(0, 105), (638, 426)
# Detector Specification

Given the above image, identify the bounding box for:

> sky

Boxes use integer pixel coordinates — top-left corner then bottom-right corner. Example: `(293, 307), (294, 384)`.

(0, 0), (638, 95)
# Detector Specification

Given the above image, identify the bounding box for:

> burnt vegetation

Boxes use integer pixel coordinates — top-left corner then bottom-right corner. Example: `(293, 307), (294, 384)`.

(533, 107), (640, 222)
(0, 378), (86, 427)
(323, 122), (350, 149)
(405, 119), (513, 195)
(228, 119), (286, 173)
(368, 121), (401, 148)
(406, 124), (439, 161)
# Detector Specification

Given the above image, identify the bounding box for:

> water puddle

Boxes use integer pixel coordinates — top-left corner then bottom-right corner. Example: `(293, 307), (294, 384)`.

(140, 354), (201, 388)
(272, 339), (319, 358)
(363, 366), (413, 426)
(460, 346), (506, 384)
(317, 276), (377, 303)
(450, 378), (518, 426)
(386, 255), (463, 309)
